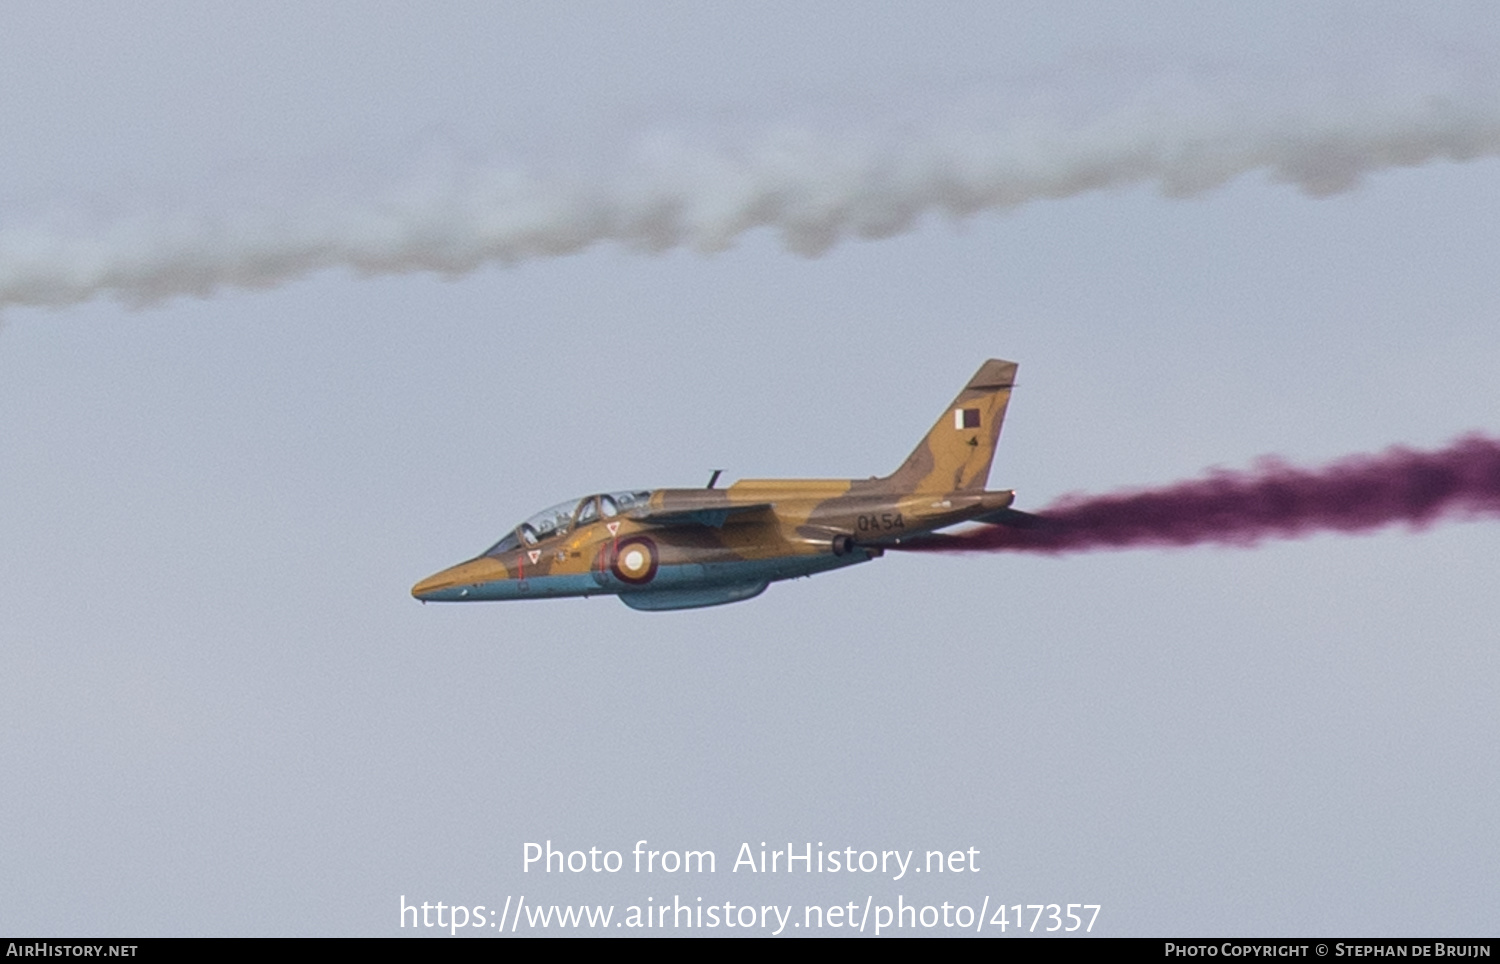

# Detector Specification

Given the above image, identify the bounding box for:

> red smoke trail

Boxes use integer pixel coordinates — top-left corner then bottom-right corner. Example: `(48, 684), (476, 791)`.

(898, 434), (1500, 554)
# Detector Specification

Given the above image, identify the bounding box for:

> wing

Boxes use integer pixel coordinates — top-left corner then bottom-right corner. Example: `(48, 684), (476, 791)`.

(626, 502), (776, 529)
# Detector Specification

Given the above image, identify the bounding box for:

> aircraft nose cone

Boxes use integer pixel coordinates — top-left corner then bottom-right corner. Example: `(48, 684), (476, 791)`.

(411, 571), (451, 600)
(411, 557), (510, 601)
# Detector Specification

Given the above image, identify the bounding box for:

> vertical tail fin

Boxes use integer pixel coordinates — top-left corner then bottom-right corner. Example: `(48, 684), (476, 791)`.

(882, 359), (1018, 493)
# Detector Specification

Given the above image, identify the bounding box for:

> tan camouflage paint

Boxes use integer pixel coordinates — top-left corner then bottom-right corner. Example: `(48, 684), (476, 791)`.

(411, 359), (1018, 597)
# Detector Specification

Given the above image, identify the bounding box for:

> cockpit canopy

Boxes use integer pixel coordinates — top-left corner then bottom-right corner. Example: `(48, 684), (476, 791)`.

(483, 490), (652, 556)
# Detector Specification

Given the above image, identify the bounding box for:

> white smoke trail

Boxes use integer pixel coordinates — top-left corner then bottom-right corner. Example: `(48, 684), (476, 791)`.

(3, 74), (1499, 310)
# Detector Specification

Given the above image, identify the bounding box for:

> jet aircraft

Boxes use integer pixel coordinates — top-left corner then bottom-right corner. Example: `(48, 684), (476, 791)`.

(412, 359), (1031, 611)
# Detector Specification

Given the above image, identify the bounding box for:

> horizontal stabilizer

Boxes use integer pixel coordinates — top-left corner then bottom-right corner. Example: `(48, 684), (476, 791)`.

(973, 506), (1054, 529)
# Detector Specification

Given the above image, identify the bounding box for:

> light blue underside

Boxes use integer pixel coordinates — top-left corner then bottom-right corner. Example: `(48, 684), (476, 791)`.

(422, 550), (875, 607)
(618, 582), (770, 611)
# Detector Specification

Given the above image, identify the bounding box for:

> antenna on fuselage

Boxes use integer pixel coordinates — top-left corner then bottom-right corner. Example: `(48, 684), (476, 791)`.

(706, 469), (723, 489)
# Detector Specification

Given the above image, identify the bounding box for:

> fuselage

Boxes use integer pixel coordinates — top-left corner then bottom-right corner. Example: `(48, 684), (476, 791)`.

(410, 480), (1015, 610)
(413, 357), (1022, 611)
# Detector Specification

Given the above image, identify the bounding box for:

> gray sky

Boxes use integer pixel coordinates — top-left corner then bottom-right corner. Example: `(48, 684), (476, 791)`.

(2, 2), (1497, 937)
